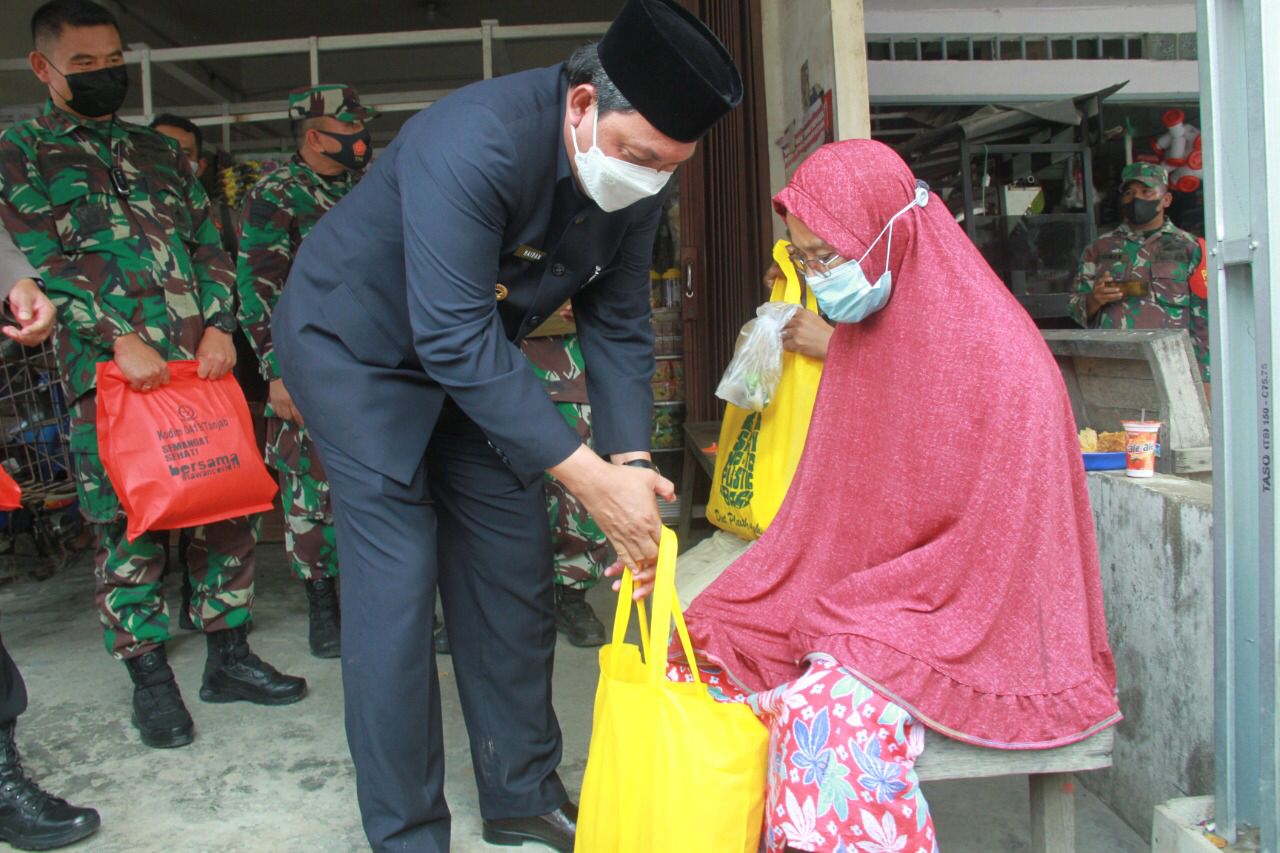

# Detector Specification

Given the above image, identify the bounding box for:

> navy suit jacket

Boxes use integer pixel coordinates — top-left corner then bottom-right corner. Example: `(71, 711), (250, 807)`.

(273, 65), (663, 488)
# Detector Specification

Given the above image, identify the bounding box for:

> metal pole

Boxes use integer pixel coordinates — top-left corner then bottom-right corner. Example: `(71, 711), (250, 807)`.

(481, 19), (497, 80)
(140, 47), (153, 123)
(309, 36), (319, 85)
(1200, 0), (1279, 848)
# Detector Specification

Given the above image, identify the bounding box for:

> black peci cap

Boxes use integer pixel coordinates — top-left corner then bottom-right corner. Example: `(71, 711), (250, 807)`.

(597, 0), (744, 143)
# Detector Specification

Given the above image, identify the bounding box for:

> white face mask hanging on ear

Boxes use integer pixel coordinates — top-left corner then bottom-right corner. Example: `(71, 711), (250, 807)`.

(572, 104), (673, 213)
(803, 181), (929, 324)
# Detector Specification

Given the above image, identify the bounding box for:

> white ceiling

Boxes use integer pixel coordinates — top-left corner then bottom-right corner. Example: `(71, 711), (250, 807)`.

(91, 0), (626, 149)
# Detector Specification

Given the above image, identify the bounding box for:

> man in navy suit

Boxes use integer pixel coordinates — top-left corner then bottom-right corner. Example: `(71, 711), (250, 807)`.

(272, 1), (742, 849)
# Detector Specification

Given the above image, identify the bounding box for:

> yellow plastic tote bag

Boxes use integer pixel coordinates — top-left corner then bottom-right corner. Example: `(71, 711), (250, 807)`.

(706, 240), (824, 539)
(575, 527), (768, 853)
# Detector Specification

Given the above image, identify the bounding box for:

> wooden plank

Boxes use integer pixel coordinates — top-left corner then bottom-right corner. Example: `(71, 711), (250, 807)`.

(1043, 337), (1152, 361)
(684, 421), (722, 479)
(1030, 773), (1075, 853)
(1075, 373), (1163, 412)
(1074, 357), (1152, 380)
(914, 729), (1113, 782)
(1146, 334), (1211, 450)
(1173, 447), (1213, 474)
(1055, 357), (1089, 429)
(1084, 405), (1148, 432)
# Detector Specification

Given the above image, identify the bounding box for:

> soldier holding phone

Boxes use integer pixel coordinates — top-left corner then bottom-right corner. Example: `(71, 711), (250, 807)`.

(1068, 162), (1209, 384)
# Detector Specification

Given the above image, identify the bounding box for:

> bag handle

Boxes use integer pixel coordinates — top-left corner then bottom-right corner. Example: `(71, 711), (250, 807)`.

(613, 563), (651, 660)
(771, 239), (819, 313)
(610, 527), (701, 687)
(646, 527), (700, 685)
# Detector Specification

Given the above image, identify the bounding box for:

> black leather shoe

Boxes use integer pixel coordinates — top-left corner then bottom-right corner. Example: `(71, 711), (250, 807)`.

(0, 723), (100, 850)
(482, 802), (576, 852)
(554, 587), (606, 648)
(433, 621), (450, 656)
(199, 626), (307, 705)
(304, 577), (341, 659)
(124, 647), (194, 749)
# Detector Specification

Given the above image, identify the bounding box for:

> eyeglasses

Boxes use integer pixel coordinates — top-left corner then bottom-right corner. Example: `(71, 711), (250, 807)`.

(786, 246), (846, 279)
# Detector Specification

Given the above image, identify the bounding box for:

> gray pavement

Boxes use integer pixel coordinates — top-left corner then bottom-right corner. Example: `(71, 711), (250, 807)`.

(0, 539), (1147, 852)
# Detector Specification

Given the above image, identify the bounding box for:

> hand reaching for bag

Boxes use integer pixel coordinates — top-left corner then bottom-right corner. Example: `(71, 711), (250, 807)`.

(549, 446), (675, 599)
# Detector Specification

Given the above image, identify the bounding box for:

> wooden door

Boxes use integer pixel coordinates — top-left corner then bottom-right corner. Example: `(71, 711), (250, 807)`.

(678, 0), (773, 423)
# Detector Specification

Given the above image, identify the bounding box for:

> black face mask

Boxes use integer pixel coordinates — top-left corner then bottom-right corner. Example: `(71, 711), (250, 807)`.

(48, 60), (129, 118)
(314, 128), (372, 171)
(1122, 196), (1163, 227)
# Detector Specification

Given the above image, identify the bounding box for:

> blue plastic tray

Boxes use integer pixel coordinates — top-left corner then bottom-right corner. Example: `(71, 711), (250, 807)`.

(1083, 451), (1127, 471)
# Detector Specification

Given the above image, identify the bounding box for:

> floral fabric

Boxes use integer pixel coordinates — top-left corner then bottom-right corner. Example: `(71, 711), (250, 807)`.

(669, 653), (938, 853)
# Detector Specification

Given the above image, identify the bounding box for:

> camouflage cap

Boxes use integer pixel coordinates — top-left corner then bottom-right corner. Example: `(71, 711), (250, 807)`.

(287, 84), (379, 122)
(1120, 161), (1169, 190)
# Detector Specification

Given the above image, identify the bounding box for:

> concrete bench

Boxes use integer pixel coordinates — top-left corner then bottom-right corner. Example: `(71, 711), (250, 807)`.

(915, 728), (1115, 853)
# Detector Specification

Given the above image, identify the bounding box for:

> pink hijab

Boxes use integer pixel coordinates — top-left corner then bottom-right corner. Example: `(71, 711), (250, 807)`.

(684, 140), (1121, 748)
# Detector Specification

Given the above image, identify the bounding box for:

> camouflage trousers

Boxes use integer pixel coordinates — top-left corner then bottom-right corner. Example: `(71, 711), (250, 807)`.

(266, 416), (337, 582)
(545, 401), (610, 590)
(93, 517), (259, 659)
(70, 394), (258, 659)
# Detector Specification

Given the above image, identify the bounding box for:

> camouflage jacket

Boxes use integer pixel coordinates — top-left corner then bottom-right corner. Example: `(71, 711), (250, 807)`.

(1068, 219), (1210, 382)
(0, 101), (234, 402)
(521, 333), (589, 404)
(235, 155), (357, 381)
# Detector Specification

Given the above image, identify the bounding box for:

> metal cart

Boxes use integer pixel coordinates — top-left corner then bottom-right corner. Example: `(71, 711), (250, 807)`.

(0, 337), (83, 582)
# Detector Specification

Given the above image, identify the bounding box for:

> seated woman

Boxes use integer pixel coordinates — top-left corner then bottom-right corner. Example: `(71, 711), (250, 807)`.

(674, 140), (1122, 852)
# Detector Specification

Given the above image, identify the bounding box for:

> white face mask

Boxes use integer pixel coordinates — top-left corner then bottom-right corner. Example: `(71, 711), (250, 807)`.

(572, 105), (672, 213)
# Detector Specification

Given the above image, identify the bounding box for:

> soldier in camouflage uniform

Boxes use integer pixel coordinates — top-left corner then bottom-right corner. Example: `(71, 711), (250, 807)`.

(520, 328), (611, 647)
(1068, 161), (1210, 384)
(236, 84), (377, 658)
(152, 113), (264, 633)
(0, 0), (306, 751)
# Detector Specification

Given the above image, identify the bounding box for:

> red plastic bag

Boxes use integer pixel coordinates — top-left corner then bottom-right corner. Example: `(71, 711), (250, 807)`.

(95, 360), (277, 541)
(0, 468), (21, 511)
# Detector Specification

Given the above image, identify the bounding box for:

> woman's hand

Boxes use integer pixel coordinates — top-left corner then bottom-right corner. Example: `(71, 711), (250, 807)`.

(781, 308), (834, 360)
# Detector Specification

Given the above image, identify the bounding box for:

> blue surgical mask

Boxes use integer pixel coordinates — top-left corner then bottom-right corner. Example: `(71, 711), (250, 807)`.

(804, 183), (929, 324)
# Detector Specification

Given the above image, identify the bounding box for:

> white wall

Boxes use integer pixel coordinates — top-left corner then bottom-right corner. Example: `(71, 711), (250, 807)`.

(864, 3), (1196, 35)
(867, 59), (1198, 103)
(860, 2), (1198, 102)
(762, 0), (869, 239)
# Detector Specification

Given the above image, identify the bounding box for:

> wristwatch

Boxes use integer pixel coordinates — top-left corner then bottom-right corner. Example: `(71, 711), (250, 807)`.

(622, 458), (658, 472)
(208, 310), (237, 334)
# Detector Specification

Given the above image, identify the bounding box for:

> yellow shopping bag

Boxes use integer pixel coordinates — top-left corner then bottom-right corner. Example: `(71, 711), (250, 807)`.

(706, 240), (824, 539)
(576, 527), (768, 853)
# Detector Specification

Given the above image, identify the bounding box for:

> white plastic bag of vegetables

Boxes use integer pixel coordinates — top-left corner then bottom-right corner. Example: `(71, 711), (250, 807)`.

(714, 302), (800, 412)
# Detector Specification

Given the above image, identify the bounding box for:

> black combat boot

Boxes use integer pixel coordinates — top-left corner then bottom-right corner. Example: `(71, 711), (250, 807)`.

(554, 586), (606, 648)
(200, 626), (307, 705)
(304, 577), (341, 659)
(124, 646), (194, 749)
(0, 723), (100, 850)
